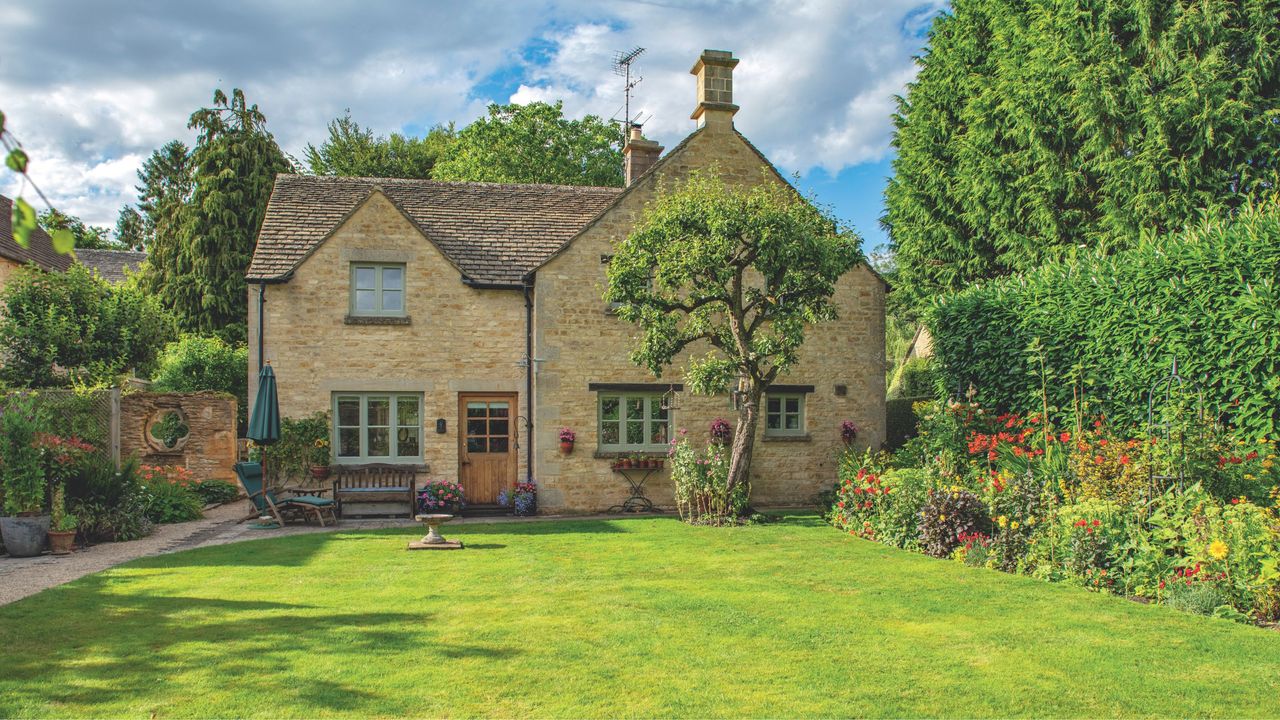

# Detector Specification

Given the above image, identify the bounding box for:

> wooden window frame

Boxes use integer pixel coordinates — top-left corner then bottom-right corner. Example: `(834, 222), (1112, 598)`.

(597, 392), (671, 453)
(349, 263), (407, 317)
(765, 392), (806, 437)
(333, 392), (423, 464)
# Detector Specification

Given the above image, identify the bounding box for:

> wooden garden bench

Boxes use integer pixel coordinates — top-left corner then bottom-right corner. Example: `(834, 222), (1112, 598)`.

(332, 463), (426, 518)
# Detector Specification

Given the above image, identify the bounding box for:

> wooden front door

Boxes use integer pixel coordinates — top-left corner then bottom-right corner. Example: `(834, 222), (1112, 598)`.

(458, 393), (517, 504)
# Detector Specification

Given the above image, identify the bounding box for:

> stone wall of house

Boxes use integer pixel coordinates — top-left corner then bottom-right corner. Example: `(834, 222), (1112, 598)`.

(248, 192), (529, 488)
(0, 256), (20, 291)
(120, 391), (238, 482)
(533, 120), (887, 513)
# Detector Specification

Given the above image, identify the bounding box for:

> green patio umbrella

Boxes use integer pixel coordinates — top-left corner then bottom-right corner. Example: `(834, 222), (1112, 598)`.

(247, 362), (281, 526)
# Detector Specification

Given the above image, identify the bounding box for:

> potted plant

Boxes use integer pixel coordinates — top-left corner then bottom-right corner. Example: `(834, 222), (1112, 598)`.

(417, 479), (467, 514)
(47, 482), (77, 555)
(619, 455), (633, 469)
(1, 395), (52, 558)
(309, 437), (331, 480)
(841, 420), (859, 446)
(709, 418), (733, 445)
(559, 427), (575, 454)
(512, 480), (537, 516)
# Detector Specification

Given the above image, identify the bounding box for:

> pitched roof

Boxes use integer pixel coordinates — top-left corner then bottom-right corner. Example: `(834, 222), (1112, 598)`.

(76, 248), (147, 283)
(0, 195), (73, 273)
(247, 175), (622, 285)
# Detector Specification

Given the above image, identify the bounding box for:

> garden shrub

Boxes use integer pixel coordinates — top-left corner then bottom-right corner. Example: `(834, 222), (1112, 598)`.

(137, 465), (203, 524)
(193, 479), (240, 505)
(150, 334), (249, 430)
(67, 456), (154, 542)
(919, 486), (988, 558)
(888, 356), (940, 400)
(928, 201), (1280, 440)
(0, 392), (45, 515)
(258, 412), (330, 485)
(0, 265), (177, 387)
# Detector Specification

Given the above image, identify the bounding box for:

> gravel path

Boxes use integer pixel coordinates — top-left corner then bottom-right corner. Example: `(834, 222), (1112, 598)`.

(0, 502), (637, 606)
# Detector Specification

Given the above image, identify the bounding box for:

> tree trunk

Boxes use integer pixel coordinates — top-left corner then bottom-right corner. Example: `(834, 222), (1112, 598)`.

(725, 385), (761, 509)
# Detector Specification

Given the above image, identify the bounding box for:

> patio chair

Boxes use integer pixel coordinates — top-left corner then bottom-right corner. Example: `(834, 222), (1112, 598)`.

(233, 462), (338, 527)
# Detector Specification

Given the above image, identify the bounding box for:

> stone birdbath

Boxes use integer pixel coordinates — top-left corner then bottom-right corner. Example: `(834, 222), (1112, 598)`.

(408, 513), (463, 550)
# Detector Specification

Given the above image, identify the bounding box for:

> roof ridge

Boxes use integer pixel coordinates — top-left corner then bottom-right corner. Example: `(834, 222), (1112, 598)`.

(276, 173), (623, 194)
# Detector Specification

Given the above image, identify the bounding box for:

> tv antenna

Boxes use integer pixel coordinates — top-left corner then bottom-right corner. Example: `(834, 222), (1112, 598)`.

(611, 47), (646, 143)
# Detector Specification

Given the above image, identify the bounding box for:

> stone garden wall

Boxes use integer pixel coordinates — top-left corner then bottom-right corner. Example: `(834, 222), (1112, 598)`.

(120, 391), (238, 482)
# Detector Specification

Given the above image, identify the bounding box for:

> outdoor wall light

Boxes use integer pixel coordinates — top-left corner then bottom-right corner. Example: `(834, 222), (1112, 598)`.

(436, 418), (446, 434)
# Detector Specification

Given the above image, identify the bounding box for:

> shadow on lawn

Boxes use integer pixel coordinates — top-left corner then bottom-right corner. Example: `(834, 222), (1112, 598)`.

(0, 579), (520, 715)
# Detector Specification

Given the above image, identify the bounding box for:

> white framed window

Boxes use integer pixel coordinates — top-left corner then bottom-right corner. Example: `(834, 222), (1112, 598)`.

(350, 263), (405, 317)
(333, 393), (422, 463)
(765, 393), (805, 436)
(598, 393), (671, 452)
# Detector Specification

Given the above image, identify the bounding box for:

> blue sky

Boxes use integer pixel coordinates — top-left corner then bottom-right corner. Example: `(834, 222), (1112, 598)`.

(0, 1), (943, 254)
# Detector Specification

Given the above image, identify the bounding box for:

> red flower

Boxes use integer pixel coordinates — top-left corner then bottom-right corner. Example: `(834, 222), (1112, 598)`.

(1095, 456), (1105, 465)
(1119, 454), (1130, 465)
(1094, 419), (1103, 428)
(1092, 519), (1101, 527)
(1059, 432), (1070, 442)
(1098, 439), (1109, 447)
(1247, 450), (1259, 461)
(1230, 497), (1241, 505)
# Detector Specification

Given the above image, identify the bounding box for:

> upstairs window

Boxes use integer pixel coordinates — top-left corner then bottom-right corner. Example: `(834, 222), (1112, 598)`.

(350, 263), (405, 317)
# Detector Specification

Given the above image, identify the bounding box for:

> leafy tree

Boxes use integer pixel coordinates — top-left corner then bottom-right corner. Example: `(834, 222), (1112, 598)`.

(434, 101), (622, 187)
(151, 334), (249, 430)
(605, 172), (863, 504)
(142, 89), (292, 343)
(37, 208), (121, 250)
(885, 0), (1280, 314)
(114, 206), (145, 251)
(0, 265), (178, 387)
(305, 112), (456, 179)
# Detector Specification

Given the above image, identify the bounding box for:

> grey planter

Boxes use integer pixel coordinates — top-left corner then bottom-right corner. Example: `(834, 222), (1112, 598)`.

(0, 515), (51, 558)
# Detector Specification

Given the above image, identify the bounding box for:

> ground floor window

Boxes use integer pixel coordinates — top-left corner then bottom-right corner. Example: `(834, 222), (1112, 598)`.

(598, 393), (670, 452)
(333, 392), (422, 462)
(765, 393), (806, 436)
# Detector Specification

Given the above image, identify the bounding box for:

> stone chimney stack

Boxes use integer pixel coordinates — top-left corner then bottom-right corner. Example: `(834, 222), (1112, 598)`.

(623, 125), (664, 186)
(690, 49), (739, 129)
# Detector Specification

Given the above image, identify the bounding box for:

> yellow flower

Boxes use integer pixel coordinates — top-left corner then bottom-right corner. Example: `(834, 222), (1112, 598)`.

(1010, 521), (1020, 530)
(997, 515), (1008, 528)
(1245, 473), (1256, 481)
(939, 514), (947, 522)
(1208, 540), (1229, 560)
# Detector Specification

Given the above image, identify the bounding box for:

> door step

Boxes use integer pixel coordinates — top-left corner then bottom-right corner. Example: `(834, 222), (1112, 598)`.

(461, 504), (513, 518)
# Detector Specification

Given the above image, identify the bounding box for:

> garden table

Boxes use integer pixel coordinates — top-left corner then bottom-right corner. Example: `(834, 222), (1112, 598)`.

(608, 467), (659, 513)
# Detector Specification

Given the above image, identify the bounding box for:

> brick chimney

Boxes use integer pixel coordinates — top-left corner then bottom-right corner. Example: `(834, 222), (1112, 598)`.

(690, 49), (739, 129)
(623, 125), (664, 186)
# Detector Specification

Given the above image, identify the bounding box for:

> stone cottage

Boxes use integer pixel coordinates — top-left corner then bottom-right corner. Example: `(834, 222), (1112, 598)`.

(246, 49), (886, 513)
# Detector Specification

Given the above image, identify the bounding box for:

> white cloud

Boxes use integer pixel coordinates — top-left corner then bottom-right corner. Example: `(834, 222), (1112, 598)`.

(0, 0), (943, 229)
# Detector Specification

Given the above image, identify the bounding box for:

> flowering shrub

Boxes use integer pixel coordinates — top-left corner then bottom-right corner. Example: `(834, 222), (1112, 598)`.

(919, 486), (988, 558)
(953, 531), (994, 567)
(418, 479), (465, 513)
(34, 433), (95, 485)
(669, 430), (745, 523)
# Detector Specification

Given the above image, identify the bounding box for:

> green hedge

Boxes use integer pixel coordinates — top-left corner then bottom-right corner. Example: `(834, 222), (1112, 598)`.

(927, 202), (1280, 439)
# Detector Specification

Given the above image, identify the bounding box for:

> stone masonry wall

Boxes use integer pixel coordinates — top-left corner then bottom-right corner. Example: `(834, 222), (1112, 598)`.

(533, 122), (887, 513)
(120, 391), (238, 482)
(249, 191), (528, 488)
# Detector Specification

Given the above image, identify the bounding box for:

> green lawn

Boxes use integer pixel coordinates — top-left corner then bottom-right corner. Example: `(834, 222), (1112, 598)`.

(2, 515), (1278, 718)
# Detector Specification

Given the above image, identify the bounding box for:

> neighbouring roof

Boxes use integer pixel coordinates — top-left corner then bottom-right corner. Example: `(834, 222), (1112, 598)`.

(0, 195), (73, 274)
(247, 175), (623, 285)
(76, 248), (147, 283)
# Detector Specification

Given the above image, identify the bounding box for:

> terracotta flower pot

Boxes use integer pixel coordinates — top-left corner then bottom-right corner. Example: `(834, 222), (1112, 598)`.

(48, 530), (76, 555)
(620, 458), (633, 468)
(310, 465), (331, 480)
(560, 440), (574, 454)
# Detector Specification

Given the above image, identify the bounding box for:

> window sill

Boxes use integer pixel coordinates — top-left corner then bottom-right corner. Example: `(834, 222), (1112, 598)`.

(592, 450), (670, 459)
(344, 315), (411, 326)
(763, 433), (812, 443)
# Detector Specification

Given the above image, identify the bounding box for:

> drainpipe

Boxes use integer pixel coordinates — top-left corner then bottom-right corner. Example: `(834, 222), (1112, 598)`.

(523, 278), (535, 484)
(257, 283), (267, 371)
